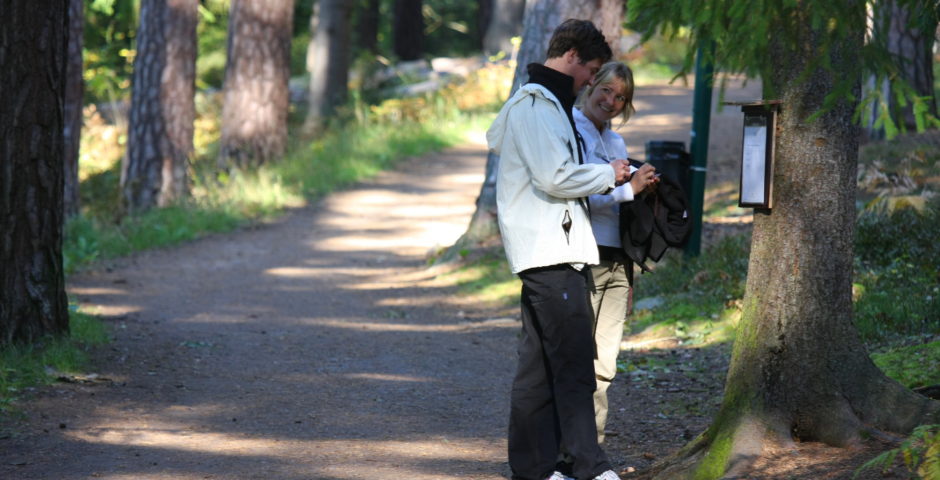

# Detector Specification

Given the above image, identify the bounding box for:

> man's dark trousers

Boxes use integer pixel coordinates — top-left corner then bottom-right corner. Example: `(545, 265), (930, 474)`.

(509, 264), (611, 480)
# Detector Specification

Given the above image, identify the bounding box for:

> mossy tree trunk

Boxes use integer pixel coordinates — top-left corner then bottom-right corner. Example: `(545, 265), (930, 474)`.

(0, 1), (70, 345)
(650, 5), (940, 479)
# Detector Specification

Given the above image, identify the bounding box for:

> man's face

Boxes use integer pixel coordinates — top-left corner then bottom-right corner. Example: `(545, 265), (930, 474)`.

(570, 56), (603, 94)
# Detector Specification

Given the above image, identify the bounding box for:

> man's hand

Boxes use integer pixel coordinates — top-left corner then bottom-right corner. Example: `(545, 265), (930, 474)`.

(610, 159), (631, 186)
(629, 163), (659, 194)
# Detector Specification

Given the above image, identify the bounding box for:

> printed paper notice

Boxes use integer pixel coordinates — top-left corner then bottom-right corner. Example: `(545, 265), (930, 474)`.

(741, 116), (767, 205)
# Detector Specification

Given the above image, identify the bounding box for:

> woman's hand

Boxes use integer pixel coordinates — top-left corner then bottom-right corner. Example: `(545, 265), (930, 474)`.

(629, 163), (658, 195)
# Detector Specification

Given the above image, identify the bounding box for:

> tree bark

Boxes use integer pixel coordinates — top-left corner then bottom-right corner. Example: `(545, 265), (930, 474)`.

(393, 0), (424, 61)
(511, 0), (623, 93)
(446, 0), (624, 259)
(0, 2), (70, 345)
(482, 0), (525, 57)
(123, 0), (198, 213)
(355, 0), (380, 54)
(649, 5), (940, 478)
(63, 0), (84, 218)
(218, 0), (295, 169)
(304, 0), (352, 134)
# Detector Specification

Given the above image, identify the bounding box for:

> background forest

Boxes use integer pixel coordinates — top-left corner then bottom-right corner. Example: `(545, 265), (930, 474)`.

(18, 0), (940, 418)
(2, 0), (939, 477)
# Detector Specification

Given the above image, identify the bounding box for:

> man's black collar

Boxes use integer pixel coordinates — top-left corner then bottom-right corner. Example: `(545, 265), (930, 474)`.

(526, 63), (575, 114)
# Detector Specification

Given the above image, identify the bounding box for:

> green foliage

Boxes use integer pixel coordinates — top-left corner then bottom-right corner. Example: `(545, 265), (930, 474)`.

(854, 424), (940, 479)
(638, 234), (750, 301)
(195, 0), (231, 90)
(871, 341), (940, 389)
(853, 197), (940, 341)
(626, 0), (940, 137)
(83, 0), (139, 103)
(0, 308), (108, 414)
(439, 250), (521, 307)
(422, 0), (482, 58)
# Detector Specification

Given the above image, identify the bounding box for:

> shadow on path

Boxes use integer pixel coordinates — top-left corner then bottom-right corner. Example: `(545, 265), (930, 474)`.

(1, 143), (516, 480)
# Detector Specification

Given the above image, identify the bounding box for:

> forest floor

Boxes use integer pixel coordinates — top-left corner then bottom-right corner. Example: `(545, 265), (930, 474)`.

(0, 80), (908, 479)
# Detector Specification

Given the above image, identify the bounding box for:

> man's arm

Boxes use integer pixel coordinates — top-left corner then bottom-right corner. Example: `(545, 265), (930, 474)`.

(509, 102), (627, 198)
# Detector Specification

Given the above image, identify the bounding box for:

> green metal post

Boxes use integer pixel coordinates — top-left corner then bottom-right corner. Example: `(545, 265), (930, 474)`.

(685, 45), (714, 256)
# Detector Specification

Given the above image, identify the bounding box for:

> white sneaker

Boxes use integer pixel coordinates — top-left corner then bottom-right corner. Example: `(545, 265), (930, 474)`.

(592, 470), (621, 480)
(546, 472), (574, 480)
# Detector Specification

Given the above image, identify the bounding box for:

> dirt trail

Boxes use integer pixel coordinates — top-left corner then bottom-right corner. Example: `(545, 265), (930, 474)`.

(2, 145), (516, 480)
(4, 79), (886, 480)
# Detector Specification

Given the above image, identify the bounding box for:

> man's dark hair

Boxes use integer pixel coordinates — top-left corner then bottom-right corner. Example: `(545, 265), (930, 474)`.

(545, 19), (612, 64)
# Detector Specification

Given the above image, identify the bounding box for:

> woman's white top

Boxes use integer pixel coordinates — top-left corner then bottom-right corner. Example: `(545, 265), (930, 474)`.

(574, 107), (635, 248)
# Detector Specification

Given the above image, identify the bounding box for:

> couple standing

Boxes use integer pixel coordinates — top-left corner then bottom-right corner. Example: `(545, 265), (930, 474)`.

(487, 19), (659, 480)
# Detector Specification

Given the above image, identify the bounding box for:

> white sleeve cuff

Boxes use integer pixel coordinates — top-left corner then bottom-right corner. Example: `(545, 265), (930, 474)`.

(611, 184), (634, 203)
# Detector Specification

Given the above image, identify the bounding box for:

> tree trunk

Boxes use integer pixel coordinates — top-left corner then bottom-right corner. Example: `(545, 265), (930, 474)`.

(218, 0), (295, 169)
(478, 0), (493, 52)
(481, 0), (524, 57)
(511, 0), (623, 93)
(649, 5), (940, 479)
(0, 1), (70, 345)
(63, 0), (84, 218)
(123, 0), (198, 213)
(393, 0), (424, 61)
(355, 0), (380, 54)
(304, 0), (352, 134)
(446, 0), (623, 259)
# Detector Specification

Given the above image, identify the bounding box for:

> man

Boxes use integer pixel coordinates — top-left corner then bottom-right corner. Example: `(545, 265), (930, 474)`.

(487, 19), (629, 480)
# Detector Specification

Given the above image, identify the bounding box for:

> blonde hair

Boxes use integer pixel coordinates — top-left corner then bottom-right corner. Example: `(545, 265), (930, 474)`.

(577, 61), (636, 125)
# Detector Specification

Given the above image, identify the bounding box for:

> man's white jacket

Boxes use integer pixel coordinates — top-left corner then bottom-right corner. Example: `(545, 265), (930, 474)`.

(487, 83), (616, 274)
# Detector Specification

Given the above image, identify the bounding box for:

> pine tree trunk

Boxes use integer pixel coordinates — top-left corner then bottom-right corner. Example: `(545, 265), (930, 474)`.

(0, 1), (70, 345)
(123, 0), (197, 213)
(355, 0), (380, 54)
(304, 0), (352, 134)
(63, 0), (84, 218)
(393, 0), (424, 61)
(218, 0), (295, 169)
(649, 5), (940, 478)
(511, 0), (623, 93)
(481, 0), (524, 56)
(448, 0), (623, 258)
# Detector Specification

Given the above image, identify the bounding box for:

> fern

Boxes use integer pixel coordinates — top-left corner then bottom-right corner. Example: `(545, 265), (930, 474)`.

(854, 425), (940, 479)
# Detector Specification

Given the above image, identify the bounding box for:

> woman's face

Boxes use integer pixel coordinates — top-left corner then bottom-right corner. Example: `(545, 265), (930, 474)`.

(583, 77), (628, 125)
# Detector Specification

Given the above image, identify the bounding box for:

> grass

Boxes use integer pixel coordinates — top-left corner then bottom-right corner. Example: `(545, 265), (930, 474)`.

(436, 249), (521, 307)
(0, 308), (108, 415)
(65, 88), (498, 275)
(870, 341), (940, 390)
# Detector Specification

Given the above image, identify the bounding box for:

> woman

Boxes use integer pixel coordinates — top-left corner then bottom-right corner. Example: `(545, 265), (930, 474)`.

(574, 61), (658, 443)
